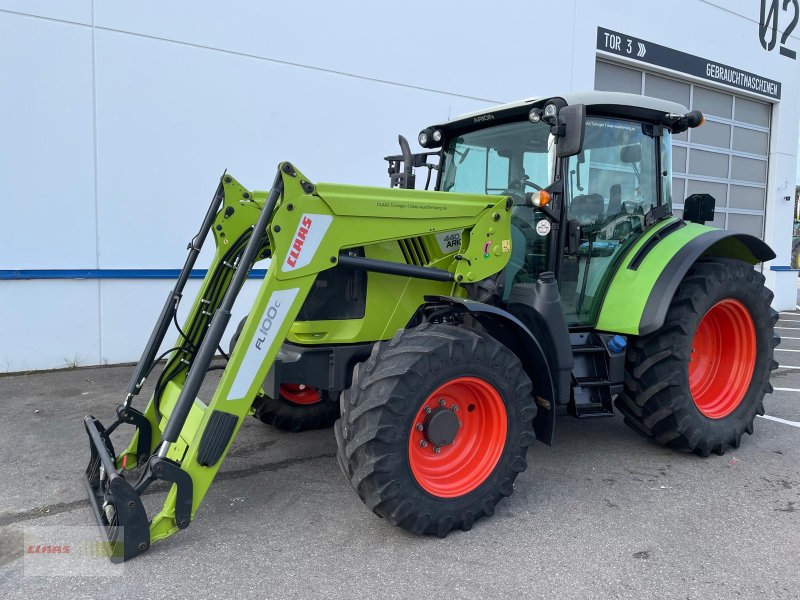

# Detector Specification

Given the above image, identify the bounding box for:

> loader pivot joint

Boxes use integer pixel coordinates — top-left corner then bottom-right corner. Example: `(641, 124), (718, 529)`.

(113, 404), (152, 464)
(144, 457), (193, 530)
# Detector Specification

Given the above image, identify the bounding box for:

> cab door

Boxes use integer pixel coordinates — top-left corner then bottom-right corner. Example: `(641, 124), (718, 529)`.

(559, 117), (661, 326)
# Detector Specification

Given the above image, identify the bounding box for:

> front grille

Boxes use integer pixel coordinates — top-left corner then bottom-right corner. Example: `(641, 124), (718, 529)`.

(398, 237), (430, 266)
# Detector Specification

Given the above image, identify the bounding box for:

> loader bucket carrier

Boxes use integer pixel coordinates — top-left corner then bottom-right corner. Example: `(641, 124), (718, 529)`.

(84, 162), (513, 561)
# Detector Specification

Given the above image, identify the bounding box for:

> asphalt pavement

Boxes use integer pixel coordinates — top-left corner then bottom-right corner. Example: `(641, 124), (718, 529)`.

(0, 290), (799, 599)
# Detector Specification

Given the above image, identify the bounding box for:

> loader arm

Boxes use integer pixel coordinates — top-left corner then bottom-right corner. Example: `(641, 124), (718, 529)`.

(84, 162), (513, 561)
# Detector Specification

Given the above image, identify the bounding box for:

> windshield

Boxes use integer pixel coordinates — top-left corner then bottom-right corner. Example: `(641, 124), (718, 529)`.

(440, 121), (556, 195)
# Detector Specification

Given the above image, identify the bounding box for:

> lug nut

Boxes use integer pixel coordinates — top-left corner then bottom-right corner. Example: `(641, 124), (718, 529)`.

(452, 405), (459, 412)
(424, 407), (431, 414)
(420, 440), (428, 448)
(438, 398), (446, 406)
(433, 447), (441, 454)
(458, 421), (462, 428)
(416, 423), (424, 431)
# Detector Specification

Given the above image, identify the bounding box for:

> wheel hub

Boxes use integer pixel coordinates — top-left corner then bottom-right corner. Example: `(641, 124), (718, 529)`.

(423, 407), (460, 447)
(408, 377), (508, 498)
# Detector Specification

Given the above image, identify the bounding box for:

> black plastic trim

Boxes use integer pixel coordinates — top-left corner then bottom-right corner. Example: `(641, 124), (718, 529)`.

(627, 219), (687, 271)
(197, 410), (239, 467)
(263, 342), (375, 398)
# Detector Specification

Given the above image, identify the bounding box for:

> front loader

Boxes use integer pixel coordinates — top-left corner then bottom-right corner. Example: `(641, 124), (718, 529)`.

(85, 92), (778, 561)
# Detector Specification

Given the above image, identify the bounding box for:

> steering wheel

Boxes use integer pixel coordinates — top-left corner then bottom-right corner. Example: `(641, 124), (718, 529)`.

(510, 177), (543, 192)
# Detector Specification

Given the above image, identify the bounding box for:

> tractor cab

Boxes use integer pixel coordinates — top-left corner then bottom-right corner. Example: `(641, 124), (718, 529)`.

(396, 92), (704, 327)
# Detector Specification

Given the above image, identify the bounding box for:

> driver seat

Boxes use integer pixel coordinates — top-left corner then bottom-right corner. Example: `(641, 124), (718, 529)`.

(570, 193), (604, 225)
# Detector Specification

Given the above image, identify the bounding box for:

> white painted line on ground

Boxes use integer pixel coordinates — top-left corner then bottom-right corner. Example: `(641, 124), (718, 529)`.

(758, 414), (800, 428)
(776, 348), (800, 352)
(778, 319), (800, 323)
(776, 326), (800, 330)
(778, 336), (800, 340)
(774, 387), (800, 392)
(780, 312), (800, 315)
(777, 365), (800, 369)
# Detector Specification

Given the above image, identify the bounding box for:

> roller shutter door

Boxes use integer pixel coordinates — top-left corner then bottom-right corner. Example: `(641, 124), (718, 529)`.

(595, 60), (770, 238)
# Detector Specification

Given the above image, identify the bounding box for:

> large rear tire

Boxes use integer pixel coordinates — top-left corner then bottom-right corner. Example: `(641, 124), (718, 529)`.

(616, 258), (779, 456)
(334, 324), (536, 537)
(791, 241), (800, 270)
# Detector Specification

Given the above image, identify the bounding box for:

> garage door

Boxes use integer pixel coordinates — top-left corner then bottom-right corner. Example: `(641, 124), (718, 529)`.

(595, 60), (770, 238)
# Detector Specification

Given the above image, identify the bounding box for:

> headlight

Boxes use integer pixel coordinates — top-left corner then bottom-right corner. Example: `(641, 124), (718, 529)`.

(418, 131), (429, 147)
(543, 103), (558, 118)
(528, 108), (542, 123)
(432, 129), (443, 143)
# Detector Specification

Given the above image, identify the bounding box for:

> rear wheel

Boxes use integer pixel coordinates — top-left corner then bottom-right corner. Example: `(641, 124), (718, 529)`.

(335, 324), (536, 537)
(616, 258), (779, 456)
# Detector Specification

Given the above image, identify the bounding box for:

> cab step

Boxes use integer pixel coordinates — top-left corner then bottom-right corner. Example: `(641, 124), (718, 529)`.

(568, 333), (626, 418)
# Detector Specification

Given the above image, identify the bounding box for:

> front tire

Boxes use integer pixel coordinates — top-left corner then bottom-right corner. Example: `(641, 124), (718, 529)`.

(616, 258), (779, 456)
(254, 386), (339, 433)
(334, 324), (536, 537)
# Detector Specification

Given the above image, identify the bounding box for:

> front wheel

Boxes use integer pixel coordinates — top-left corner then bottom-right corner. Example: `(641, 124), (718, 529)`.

(335, 324), (536, 537)
(616, 258), (779, 456)
(254, 385), (339, 432)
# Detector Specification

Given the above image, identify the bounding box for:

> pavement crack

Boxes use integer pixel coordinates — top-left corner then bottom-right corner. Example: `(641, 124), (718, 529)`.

(0, 452), (335, 526)
(0, 498), (90, 527)
(215, 452), (336, 483)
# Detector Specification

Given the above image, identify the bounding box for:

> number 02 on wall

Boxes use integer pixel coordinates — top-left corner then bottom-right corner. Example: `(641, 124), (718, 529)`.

(760, 0), (798, 59)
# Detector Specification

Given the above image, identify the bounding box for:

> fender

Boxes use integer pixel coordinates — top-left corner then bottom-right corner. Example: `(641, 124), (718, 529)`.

(596, 218), (775, 336)
(422, 295), (566, 446)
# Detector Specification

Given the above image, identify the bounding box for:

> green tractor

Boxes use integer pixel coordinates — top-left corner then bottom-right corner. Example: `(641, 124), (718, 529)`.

(84, 92), (778, 561)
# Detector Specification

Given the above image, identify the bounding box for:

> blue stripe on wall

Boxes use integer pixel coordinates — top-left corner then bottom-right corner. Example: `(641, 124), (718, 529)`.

(0, 269), (268, 280)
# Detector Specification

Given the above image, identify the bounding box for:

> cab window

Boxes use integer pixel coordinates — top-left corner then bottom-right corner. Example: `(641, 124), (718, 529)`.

(561, 117), (662, 325)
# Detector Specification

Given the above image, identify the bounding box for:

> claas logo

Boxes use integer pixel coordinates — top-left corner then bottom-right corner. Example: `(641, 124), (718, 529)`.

(286, 216), (313, 268)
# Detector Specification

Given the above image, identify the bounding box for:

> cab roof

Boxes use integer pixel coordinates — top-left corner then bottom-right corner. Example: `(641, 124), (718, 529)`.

(431, 91), (688, 137)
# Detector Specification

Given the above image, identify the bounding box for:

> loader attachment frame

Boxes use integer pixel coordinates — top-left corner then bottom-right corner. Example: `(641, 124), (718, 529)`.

(84, 162), (514, 561)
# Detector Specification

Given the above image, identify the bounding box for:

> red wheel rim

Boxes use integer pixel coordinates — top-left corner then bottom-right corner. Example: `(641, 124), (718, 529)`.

(688, 299), (756, 419)
(408, 377), (507, 498)
(280, 384), (321, 406)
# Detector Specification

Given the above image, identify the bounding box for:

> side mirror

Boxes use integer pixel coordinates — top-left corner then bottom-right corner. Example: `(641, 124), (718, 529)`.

(556, 104), (586, 158)
(620, 144), (641, 164)
(683, 193), (716, 225)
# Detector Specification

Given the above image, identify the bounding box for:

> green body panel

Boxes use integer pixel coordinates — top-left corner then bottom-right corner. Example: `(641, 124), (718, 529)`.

(595, 218), (716, 334)
(117, 166), (513, 545)
(275, 183), (505, 344)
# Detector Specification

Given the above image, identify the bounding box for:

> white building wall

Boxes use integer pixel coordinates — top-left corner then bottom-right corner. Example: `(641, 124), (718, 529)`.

(1, 0), (798, 371)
